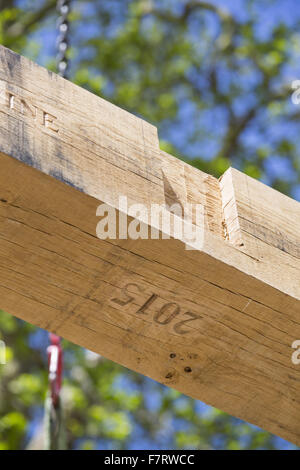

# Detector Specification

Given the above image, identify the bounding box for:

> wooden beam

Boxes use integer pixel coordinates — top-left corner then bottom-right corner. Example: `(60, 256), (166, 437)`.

(0, 45), (300, 445)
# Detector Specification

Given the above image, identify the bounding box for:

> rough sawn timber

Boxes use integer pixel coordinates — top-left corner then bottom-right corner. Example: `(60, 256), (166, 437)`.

(0, 45), (300, 445)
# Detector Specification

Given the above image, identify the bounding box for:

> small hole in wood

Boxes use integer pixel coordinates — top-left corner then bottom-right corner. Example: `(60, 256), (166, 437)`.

(184, 366), (192, 373)
(170, 353), (176, 358)
(165, 372), (173, 379)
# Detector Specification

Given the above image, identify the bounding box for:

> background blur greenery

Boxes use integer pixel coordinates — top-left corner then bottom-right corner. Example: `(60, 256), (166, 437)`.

(0, 0), (299, 450)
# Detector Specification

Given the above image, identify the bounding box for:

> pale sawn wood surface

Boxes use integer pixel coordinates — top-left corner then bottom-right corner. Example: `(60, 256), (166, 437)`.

(0, 45), (299, 445)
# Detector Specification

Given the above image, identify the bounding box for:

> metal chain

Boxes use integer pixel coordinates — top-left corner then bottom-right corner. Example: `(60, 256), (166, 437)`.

(56, 0), (71, 78)
(43, 2), (71, 450)
(45, 333), (65, 449)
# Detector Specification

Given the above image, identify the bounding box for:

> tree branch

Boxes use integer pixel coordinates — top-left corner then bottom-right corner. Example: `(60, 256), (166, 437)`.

(5, 0), (57, 40)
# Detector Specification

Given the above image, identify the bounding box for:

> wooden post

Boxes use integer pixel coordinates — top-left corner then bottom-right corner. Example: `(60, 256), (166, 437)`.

(0, 45), (299, 445)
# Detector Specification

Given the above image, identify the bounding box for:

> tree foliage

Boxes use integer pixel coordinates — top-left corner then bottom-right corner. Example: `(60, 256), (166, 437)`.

(0, 0), (299, 450)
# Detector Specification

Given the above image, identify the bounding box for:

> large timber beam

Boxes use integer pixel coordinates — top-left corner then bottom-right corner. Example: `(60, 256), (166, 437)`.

(0, 45), (300, 445)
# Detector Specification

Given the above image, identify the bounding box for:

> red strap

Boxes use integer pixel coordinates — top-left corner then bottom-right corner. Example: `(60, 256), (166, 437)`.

(47, 333), (63, 407)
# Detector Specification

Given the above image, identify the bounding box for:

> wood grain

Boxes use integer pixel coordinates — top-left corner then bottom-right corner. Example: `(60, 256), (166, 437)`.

(0, 45), (300, 446)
